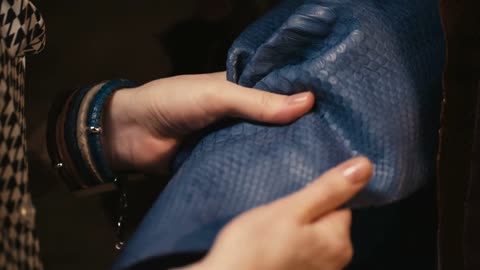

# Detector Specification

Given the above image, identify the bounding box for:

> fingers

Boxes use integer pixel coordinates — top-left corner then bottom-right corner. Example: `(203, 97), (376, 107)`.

(277, 157), (373, 223)
(133, 72), (314, 137)
(313, 209), (354, 268)
(313, 209), (352, 234)
(213, 78), (315, 124)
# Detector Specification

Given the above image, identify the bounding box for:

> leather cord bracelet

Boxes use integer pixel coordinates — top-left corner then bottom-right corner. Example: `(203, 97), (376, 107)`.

(84, 79), (136, 250)
(85, 79), (136, 184)
(47, 79), (136, 250)
(48, 79), (136, 192)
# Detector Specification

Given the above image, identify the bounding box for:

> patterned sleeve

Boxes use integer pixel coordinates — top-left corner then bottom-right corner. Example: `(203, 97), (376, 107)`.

(0, 0), (45, 57)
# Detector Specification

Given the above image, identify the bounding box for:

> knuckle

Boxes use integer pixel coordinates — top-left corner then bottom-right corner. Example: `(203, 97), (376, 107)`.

(344, 209), (352, 219)
(259, 91), (272, 107)
(328, 239), (344, 254)
(200, 84), (225, 115)
(343, 210), (353, 225)
(312, 180), (339, 204)
(322, 232), (352, 260)
(337, 244), (354, 268)
(257, 92), (275, 119)
(202, 83), (220, 102)
(343, 242), (354, 262)
(330, 240), (353, 262)
(319, 176), (341, 194)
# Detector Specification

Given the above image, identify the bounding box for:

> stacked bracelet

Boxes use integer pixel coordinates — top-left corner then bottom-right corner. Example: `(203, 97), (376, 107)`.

(48, 79), (136, 193)
(86, 80), (136, 184)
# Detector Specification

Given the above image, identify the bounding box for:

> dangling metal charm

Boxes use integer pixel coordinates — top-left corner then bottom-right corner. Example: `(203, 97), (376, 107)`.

(113, 176), (128, 251)
(88, 126), (102, 134)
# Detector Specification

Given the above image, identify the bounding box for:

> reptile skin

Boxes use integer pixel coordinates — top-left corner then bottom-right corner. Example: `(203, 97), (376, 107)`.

(113, 0), (445, 269)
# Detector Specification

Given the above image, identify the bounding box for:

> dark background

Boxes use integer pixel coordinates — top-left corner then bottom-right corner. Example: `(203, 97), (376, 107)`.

(438, 1), (480, 270)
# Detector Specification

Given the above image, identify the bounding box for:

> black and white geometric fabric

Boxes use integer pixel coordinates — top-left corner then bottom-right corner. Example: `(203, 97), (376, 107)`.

(0, 0), (45, 269)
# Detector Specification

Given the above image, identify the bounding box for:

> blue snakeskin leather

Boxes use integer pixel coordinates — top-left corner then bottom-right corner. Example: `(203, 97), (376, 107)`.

(113, 0), (445, 268)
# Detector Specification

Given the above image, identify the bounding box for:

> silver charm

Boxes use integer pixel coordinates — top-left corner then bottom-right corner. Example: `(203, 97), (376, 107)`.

(88, 126), (102, 134)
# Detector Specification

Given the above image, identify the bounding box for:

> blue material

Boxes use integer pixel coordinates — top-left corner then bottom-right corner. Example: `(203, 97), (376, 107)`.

(87, 79), (136, 182)
(65, 85), (99, 186)
(114, 0), (445, 269)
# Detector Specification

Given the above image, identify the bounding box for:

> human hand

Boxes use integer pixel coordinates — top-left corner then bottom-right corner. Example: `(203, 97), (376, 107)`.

(103, 72), (314, 174)
(182, 157), (373, 270)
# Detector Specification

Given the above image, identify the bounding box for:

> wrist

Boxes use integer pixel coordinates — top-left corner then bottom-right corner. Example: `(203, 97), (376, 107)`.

(103, 88), (139, 173)
(103, 81), (182, 175)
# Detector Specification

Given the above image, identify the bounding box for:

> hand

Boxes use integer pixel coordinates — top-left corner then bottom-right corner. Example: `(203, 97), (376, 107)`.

(183, 157), (373, 270)
(103, 72), (314, 174)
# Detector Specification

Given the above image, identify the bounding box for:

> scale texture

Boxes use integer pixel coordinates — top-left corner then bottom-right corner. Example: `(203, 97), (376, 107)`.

(114, 0), (445, 268)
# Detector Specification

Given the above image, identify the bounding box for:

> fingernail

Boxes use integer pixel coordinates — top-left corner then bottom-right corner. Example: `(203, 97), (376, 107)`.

(338, 157), (372, 183)
(287, 92), (310, 105)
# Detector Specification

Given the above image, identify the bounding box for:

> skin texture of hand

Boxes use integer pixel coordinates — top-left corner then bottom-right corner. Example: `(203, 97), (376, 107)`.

(103, 72), (314, 174)
(181, 157), (373, 270)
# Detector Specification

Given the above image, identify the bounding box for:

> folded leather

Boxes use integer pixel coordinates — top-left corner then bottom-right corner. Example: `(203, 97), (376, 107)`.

(114, 0), (445, 269)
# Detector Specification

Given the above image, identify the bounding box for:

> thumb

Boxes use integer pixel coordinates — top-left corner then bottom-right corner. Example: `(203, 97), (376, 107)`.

(212, 79), (315, 124)
(275, 157), (373, 223)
